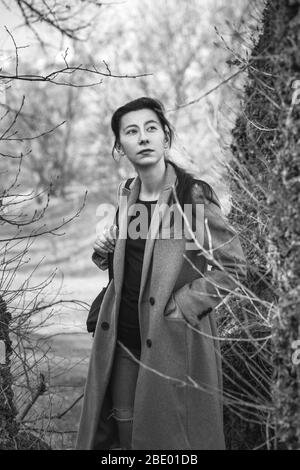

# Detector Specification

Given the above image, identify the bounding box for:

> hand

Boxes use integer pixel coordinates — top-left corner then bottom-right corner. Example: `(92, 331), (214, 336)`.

(93, 224), (118, 256)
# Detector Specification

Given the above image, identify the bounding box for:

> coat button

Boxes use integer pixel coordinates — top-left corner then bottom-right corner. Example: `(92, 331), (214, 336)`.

(146, 339), (152, 348)
(197, 307), (213, 320)
(149, 297), (155, 305)
(101, 321), (110, 330)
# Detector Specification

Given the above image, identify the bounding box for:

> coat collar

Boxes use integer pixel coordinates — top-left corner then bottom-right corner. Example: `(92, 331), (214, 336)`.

(120, 160), (178, 199)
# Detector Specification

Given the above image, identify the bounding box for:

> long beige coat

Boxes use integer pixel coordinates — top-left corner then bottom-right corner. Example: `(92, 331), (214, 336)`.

(76, 162), (246, 450)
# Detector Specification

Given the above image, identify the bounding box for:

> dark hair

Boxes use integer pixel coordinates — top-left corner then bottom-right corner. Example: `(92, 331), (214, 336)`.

(111, 97), (220, 209)
(166, 160), (221, 209)
(111, 97), (174, 158)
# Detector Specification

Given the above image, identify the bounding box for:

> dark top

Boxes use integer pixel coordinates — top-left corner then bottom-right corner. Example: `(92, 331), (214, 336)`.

(117, 197), (158, 352)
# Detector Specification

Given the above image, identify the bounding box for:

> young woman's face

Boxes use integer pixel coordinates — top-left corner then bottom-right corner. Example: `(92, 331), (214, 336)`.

(118, 108), (167, 168)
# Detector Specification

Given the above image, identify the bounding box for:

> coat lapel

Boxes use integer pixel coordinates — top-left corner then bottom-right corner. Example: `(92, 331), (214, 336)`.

(138, 170), (178, 305)
(113, 175), (140, 299)
(113, 162), (178, 302)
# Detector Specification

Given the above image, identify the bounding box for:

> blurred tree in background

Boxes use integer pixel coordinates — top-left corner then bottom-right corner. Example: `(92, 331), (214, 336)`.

(1, 0), (256, 205)
(85, 0), (260, 202)
(0, 0), (108, 449)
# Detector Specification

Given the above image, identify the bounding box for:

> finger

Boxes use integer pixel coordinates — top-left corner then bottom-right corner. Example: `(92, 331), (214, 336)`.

(95, 236), (107, 245)
(104, 234), (116, 248)
(94, 239), (106, 248)
(94, 245), (113, 254)
(102, 239), (115, 252)
(93, 244), (106, 254)
(94, 241), (110, 253)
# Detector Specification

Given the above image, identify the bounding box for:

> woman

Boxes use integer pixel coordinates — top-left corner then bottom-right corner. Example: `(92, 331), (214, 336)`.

(76, 97), (246, 450)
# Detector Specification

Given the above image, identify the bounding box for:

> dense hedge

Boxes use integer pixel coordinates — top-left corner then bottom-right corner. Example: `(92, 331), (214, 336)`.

(227, 0), (300, 449)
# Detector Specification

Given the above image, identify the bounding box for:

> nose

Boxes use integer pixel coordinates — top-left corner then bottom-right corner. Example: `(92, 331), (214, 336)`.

(138, 130), (149, 144)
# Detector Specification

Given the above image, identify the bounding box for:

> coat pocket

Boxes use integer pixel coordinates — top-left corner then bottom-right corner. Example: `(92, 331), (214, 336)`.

(164, 293), (185, 322)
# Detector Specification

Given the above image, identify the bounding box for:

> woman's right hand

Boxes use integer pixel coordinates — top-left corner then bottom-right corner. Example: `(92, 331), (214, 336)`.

(93, 224), (118, 256)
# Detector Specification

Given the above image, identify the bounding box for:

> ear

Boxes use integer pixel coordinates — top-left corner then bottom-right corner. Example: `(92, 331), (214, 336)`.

(164, 129), (170, 146)
(115, 143), (123, 153)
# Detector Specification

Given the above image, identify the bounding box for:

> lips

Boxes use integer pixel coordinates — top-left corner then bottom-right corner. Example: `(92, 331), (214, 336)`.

(137, 149), (154, 155)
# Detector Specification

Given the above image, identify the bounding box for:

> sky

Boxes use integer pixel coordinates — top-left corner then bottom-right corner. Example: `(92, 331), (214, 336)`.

(1, 3), (31, 49)
(0, 1), (132, 70)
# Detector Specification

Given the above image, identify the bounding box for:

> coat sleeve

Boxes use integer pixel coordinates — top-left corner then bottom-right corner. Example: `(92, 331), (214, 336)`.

(91, 181), (123, 271)
(174, 186), (247, 323)
(91, 250), (109, 271)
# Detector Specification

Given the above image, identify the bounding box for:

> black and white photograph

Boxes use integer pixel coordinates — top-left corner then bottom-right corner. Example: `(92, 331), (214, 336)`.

(0, 0), (299, 453)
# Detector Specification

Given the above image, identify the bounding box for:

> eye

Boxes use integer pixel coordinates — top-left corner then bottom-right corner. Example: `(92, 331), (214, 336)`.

(126, 129), (137, 135)
(147, 126), (157, 132)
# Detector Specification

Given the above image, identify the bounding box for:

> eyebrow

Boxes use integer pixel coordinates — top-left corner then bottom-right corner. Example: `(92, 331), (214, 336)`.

(123, 119), (159, 131)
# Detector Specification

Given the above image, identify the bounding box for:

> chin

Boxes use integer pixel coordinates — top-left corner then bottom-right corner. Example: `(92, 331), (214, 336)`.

(137, 159), (161, 169)
(138, 154), (164, 165)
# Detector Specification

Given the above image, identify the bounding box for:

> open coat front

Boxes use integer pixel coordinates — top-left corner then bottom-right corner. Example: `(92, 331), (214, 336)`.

(76, 162), (247, 450)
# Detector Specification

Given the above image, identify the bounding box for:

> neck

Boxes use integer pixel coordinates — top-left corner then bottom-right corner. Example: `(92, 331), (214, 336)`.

(137, 159), (167, 199)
